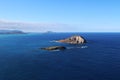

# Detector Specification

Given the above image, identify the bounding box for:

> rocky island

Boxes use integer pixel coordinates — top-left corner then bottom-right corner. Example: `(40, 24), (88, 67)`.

(41, 46), (66, 51)
(0, 30), (25, 34)
(57, 35), (86, 44)
(41, 35), (86, 51)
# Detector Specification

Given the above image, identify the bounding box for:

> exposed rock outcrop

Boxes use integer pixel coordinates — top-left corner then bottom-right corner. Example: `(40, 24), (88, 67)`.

(57, 35), (86, 44)
(40, 46), (66, 51)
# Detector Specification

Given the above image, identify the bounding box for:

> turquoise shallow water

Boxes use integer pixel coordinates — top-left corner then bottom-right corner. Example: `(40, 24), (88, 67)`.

(0, 33), (120, 80)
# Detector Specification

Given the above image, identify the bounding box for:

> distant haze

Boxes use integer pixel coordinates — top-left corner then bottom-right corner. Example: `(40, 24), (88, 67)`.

(0, 20), (79, 32)
(0, 20), (119, 32)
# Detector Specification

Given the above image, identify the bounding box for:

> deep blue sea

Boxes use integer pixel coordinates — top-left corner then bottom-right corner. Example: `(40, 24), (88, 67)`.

(0, 33), (120, 80)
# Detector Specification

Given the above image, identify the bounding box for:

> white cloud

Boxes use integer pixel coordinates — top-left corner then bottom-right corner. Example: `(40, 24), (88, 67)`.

(0, 20), (76, 32)
(1, 19), (118, 32)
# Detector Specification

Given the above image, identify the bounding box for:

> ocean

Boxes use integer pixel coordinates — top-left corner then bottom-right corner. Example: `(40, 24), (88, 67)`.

(0, 33), (120, 80)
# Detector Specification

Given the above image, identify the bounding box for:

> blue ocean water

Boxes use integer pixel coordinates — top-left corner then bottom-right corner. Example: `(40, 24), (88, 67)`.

(0, 33), (120, 80)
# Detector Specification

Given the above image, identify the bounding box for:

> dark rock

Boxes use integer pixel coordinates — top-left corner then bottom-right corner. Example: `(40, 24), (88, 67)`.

(40, 46), (66, 51)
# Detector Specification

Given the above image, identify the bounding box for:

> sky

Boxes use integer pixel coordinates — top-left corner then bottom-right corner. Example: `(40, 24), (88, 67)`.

(0, 0), (120, 32)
